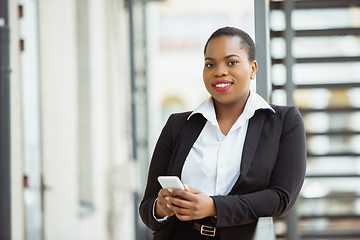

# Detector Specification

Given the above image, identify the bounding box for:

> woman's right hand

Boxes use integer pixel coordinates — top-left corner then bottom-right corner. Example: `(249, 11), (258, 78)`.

(155, 188), (175, 218)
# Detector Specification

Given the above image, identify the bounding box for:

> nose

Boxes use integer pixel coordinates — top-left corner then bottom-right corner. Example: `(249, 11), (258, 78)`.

(214, 65), (228, 77)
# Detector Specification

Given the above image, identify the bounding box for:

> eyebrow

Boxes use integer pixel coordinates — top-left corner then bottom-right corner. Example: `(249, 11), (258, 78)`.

(205, 54), (241, 61)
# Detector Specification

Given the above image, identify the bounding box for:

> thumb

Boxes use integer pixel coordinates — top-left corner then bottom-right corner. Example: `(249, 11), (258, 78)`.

(183, 184), (200, 193)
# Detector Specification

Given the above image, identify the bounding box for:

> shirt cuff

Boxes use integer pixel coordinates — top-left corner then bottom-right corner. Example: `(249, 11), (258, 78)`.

(152, 198), (169, 222)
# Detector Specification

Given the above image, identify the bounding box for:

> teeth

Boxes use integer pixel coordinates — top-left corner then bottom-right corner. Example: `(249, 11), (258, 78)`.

(215, 83), (231, 88)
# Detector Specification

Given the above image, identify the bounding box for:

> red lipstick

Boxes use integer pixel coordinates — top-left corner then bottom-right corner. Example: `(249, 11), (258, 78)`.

(213, 80), (233, 92)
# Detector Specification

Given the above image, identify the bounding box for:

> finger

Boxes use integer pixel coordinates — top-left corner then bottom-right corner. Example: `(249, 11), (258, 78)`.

(158, 188), (172, 198)
(155, 199), (174, 218)
(161, 201), (175, 215)
(162, 207), (175, 216)
(158, 196), (173, 209)
(183, 184), (201, 194)
(175, 213), (193, 222)
(169, 196), (196, 210)
(168, 203), (193, 216)
(170, 189), (197, 201)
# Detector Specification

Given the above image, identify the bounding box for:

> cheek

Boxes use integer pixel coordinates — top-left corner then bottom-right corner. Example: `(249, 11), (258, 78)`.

(235, 69), (250, 80)
(203, 68), (209, 77)
(203, 80), (212, 91)
(202, 77), (212, 93)
(203, 71), (211, 85)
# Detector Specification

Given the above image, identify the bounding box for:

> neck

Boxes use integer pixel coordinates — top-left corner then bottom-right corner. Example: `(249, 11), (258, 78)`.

(213, 91), (250, 124)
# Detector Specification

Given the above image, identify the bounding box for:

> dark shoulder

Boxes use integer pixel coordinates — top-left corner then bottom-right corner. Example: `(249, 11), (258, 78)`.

(164, 111), (193, 134)
(269, 104), (301, 118)
(167, 111), (193, 125)
(267, 104), (304, 133)
(256, 104), (303, 129)
(163, 111), (194, 143)
(166, 111), (206, 133)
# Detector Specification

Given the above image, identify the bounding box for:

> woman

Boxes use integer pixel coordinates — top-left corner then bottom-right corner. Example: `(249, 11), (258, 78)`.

(140, 26), (306, 240)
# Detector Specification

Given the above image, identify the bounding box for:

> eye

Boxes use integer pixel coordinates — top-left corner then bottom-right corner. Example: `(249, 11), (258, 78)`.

(205, 63), (214, 68)
(228, 60), (238, 66)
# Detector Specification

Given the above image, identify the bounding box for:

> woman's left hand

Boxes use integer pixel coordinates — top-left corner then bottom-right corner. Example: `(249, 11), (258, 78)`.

(166, 185), (217, 221)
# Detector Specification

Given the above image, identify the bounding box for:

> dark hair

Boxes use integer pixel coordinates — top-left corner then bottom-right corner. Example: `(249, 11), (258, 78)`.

(204, 26), (256, 62)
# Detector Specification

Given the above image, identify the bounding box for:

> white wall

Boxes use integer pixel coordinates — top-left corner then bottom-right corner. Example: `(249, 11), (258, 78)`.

(38, 0), (80, 239)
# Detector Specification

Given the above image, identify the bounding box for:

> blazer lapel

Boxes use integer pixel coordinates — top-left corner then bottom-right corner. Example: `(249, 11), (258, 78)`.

(230, 111), (266, 193)
(171, 113), (207, 177)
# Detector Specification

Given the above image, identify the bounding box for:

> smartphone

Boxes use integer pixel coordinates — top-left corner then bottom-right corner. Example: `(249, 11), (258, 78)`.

(157, 176), (185, 190)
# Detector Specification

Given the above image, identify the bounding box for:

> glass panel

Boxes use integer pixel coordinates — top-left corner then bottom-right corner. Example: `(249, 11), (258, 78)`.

(301, 178), (360, 199)
(274, 217), (360, 240)
(303, 112), (330, 133)
(271, 89), (287, 106)
(269, 10), (286, 31)
(271, 36), (360, 59)
(306, 157), (360, 176)
(271, 64), (286, 85)
(298, 197), (360, 216)
(293, 36), (360, 58)
(350, 112), (360, 131)
(294, 89), (331, 109)
(271, 37), (285, 59)
(293, 62), (360, 85)
(20, 0), (43, 239)
(307, 135), (360, 155)
(348, 88), (360, 108)
(294, 88), (360, 109)
(292, 8), (358, 30)
(270, 8), (360, 31)
(304, 112), (360, 133)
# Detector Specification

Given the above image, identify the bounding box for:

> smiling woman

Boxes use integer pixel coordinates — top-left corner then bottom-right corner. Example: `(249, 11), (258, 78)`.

(139, 26), (307, 240)
(203, 34), (257, 136)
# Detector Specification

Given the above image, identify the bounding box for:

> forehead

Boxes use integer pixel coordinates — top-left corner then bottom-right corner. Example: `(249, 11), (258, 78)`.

(205, 35), (246, 57)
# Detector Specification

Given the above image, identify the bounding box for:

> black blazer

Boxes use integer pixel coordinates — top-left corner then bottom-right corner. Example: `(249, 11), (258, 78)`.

(140, 104), (306, 240)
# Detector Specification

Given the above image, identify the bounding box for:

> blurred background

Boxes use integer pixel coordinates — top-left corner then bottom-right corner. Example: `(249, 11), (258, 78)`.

(0, 0), (360, 239)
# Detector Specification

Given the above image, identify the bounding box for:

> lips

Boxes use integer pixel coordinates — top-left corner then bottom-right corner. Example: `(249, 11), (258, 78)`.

(213, 80), (233, 92)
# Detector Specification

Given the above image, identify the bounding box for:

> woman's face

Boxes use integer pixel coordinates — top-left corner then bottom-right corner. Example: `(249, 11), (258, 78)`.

(203, 35), (257, 107)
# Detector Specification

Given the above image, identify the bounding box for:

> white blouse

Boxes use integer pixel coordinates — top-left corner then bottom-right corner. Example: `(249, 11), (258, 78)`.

(181, 91), (275, 196)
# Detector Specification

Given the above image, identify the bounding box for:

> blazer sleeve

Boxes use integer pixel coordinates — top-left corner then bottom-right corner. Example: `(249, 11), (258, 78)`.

(139, 113), (190, 232)
(212, 106), (307, 227)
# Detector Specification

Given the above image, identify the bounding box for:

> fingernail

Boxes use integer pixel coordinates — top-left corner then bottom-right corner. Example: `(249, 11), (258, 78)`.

(168, 188), (173, 193)
(165, 197), (169, 201)
(166, 204), (171, 208)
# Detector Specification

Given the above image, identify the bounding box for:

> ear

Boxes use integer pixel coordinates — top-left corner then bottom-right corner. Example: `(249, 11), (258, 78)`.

(250, 60), (258, 79)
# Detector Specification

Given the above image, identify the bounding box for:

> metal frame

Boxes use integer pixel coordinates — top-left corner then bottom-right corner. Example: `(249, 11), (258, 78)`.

(254, 2), (277, 240)
(272, 56), (360, 64)
(273, 83), (360, 90)
(128, 0), (151, 239)
(76, 0), (95, 217)
(254, 0), (271, 100)
(0, 0), (11, 239)
(270, 0), (360, 10)
(283, 0), (295, 107)
(271, 28), (360, 37)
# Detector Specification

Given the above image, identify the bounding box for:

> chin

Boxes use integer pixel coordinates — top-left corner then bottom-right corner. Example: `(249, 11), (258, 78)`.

(213, 97), (236, 106)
